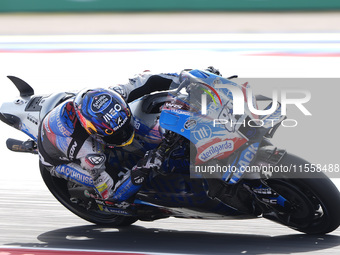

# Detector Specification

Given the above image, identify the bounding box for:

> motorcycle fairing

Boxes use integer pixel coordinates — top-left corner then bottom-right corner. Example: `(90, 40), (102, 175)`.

(137, 172), (245, 217)
(7, 76), (34, 97)
(159, 109), (191, 140)
(0, 79), (73, 141)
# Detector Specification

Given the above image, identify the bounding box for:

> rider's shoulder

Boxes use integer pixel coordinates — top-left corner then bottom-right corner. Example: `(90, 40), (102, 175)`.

(46, 99), (77, 135)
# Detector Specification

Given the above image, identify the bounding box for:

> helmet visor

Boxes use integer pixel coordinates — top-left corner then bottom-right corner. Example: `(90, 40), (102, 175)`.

(103, 120), (135, 147)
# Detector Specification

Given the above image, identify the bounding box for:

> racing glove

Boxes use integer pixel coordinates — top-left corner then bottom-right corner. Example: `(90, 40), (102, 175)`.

(131, 149), (163, 185)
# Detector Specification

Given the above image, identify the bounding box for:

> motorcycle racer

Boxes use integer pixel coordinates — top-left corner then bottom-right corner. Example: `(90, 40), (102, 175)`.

(38, 70), (182, 203)
(2, 67), (340, 235)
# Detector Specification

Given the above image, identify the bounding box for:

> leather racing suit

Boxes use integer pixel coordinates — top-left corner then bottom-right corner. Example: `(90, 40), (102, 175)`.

(38, 71), (179, 202)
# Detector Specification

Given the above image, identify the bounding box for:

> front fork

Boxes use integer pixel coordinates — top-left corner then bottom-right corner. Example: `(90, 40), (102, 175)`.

(243, 179), (291, 214)
(242, 145), (292, 213)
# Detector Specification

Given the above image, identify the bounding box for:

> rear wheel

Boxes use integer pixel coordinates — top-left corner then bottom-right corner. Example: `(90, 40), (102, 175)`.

(40, 164), (138, 227)
(261, 153), (340, 234)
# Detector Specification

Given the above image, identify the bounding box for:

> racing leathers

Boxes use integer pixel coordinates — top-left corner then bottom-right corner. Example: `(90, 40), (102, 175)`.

(38, 71), (179, 202)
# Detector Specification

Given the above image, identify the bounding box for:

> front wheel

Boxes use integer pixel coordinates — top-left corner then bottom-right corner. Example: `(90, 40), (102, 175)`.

(260, 153), (340, 234)
(40, 163), (138, 227)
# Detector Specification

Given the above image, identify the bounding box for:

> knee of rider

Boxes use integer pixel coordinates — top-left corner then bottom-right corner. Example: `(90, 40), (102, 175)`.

(94, 171), (114, 189)
(80, 155), (106, 178)
(46, 166), (62, 178)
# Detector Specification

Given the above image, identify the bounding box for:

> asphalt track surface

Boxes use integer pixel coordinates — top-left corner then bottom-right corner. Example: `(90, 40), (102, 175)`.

(1, 12), (340, 255)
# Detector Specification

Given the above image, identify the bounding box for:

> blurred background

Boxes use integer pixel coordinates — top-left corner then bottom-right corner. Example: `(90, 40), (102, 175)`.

(1, 2), (340, 255)
(1, 1), (340, 34)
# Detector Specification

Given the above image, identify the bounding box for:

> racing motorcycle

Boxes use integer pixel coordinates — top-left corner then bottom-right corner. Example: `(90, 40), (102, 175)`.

(1, 70), (340, 235)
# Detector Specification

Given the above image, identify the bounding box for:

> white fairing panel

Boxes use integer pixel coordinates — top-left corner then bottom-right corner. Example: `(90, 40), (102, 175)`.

(0, 92), (72, 140)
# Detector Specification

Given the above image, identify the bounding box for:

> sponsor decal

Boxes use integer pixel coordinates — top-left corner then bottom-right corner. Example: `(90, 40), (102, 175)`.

(170, 109), (191, 116)
(68, 141), (78, 160)
(228, 143), (259, 183)
(91, 94), (111, 113)
(184, 119), (197, 130)
(113, 116), (128, 131)
(102, 206), (130, 215)
(193, 125), (212, 140)
(116, 116), (123, 125)
(112, 180), (136, 200)
(27, 114), (38, 125)
(98, 200), (131, 209)
(114, 104), (122, 112)
(95, 182), (108, 193)
(103, 109), (114, 123)
(103, 107), (123, 124)
(114, 201), (130, 209)
(165, 102), (182, 109)
(253, 187), (272, 195)
(198, 140), (234, 162)
(133, 176), (144, 184)
(56, 112), (71, 137)
(134, 121), (141, 130)
(56, 165), (94, 186)
(237, 143), (258, 168)
(86, 154), (106, 166)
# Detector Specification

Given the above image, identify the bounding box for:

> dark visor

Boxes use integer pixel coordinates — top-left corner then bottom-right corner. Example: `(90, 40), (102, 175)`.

(103, 121), (135, 146)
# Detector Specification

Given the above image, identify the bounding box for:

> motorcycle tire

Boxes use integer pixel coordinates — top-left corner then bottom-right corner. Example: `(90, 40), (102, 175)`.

(40, 163), (138, 227)
(262, 153), (340, 234)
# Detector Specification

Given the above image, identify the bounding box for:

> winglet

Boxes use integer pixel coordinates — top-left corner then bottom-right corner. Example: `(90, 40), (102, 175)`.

(7, 76), (34, 97)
